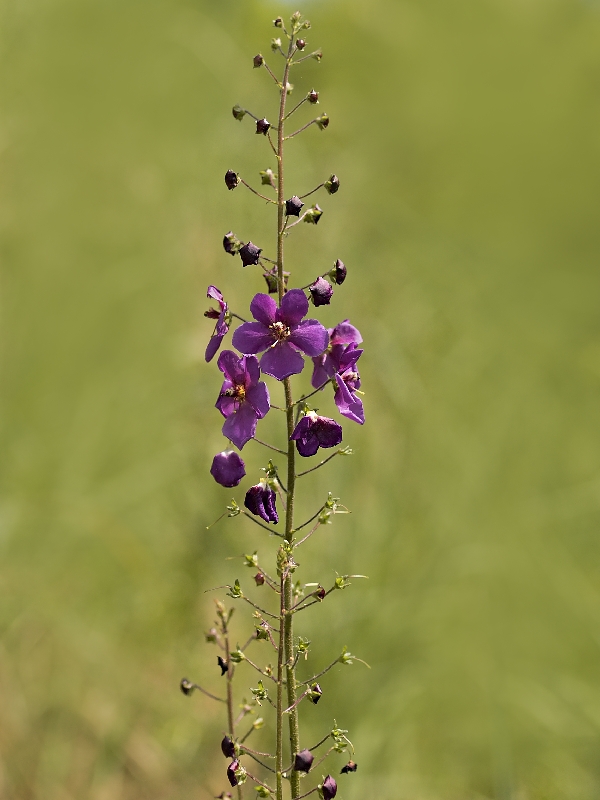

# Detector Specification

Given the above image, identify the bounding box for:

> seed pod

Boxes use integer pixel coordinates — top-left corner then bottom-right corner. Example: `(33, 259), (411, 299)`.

(321, 775), (337, 799)
(217, 656), (229, 676)
(340, 761), (358, 774)
(224, 170), (239, 190)
(256, 118), (271, 135)
(294, 749), (314, 773)
(239, 241), (262, 267)
(180, 678), (194, 696)
(308, 89), (319, 104)
(316, 114), (329, 130)
(232, 104), (245, 121)
(325, 174), (340, 194)
(285, 196), (304, 217)
(296, 39), (306, 50)
(253, 53), (264, 68)
(254, 572), (265, 586)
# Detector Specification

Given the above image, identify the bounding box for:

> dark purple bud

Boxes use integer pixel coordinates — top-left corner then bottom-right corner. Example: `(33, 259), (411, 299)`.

(285, 196), (304, 216)
(232, 104), (245, 121)
(332, 259), (346, 284)
(180, 678), (194, 696)
(223, 231), (242, 256)
(274, 16), (283, 27)
(217, 656), (229, 676)
(244, 484), (278, 524)
(239, 241), (262, 267)
(309, 277), (333, 307)
(253, 53), (264, 68)
(304, 205), (323, 225)
(254, 572), (265, 586)
(210, 451), (246, 488)
(308, 89), (319, 104)
(204, 307), (221, 319)
(294, 749), (314, 773)
(296, 39), (306, 50)
(256, 118), (271, 135)
(340, 761), (357, 774)
(221, 736), (236, 758)
(325, 174), (340, 194)
(314, 585), (326, 601)
(321, 775), (337, 799)
(308, 682), (323, 704)
(316, 113), (329, 130)
(225, 170), (239, 190)
(226, 760), (240, 787)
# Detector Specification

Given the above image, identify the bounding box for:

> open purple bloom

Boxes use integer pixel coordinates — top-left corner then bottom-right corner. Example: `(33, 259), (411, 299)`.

(291, 411), (343, 457)
(232, 290), (329, 381)
(210, 450), (246, 487)
(216, 351), (270, 449)
(334, 347), (364, 424)
(244, 483), (278, 523)
(205, 286), (229, 362)
(311, 319), (363, 388)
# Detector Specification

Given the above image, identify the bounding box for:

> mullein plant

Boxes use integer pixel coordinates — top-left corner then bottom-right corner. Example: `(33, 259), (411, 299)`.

(181, 12), (367, 800)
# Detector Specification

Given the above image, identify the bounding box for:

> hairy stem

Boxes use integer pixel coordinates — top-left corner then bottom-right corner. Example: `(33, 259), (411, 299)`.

(222, 618), (243, 800)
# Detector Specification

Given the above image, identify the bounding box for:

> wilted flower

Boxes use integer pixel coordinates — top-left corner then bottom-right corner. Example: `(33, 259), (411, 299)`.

(180, 678), (194, 696)
(334, 347), (364, 424)
(291, 411), (342, 457)
(217, 655), (229, 676)
(221, 736), (236, 758)
(205, 286), (229, 362)
(232, 104), (246, 121)
(239, 241), (262, 267)
(330, 258), (346, 284)
(294, 749), (314, 772)
(254, 572), (265, 586)
(308, 682), (323, 704)
(226, 760), (246, 787)
(223, 231), (242, 256)
(340, 761), (357, 774)
(273, 16), (283, 27)
(256, 118), (271, 135)
(320, 775), (337, 799)
(325, 174), (340, 194)
(316, 114), (329, 130)
(285, 196), (304, 216)
(224, 169), (239, 190)
(253, 53), (264, 68)
(309, 277), (333, 307)
(308, 89), (319, 104)
(210, 450), (246, 488)
(215, 351), (270, 449)
(303, 204), (323, 224)
(260, 168), (276, 187)
(244, 483), (278, 524)
(232, 290), (328, 381)
(296, 38), (306, 50)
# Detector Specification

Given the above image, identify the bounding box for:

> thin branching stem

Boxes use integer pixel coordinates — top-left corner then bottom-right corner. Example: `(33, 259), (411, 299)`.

(245, 771), (275, 794)
(285, 120), (316, 139)
(254, 437), (287, 455)
(308, 733), (331, 752)
(188, 682), (226, 703)
(283, 96), (308, 121)
(296, 450), (342, 478)
(244, 751), (278, 773)
(295, 788), (319, 800)
(243, 656), (278, 683)
(300, 657), (340, 685)
(311, 746), (335, 772)
(292, 507), (324, 533)
(240, 177), (277, 203)
(293, 380), (332, 405)
(240, 510), (284, 538)
(299, 183), (325, 200)
(293, 520), (322, 548)
(263, 62), (281, 85)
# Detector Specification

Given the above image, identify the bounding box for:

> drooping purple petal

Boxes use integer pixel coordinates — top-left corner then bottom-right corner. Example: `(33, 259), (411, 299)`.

(290, 416), (312, 441)
(295, 432), (320, 457)
(210, 451), (246, 487)
(215, 380), (236, 418)
(205, 333), (225, 363)
(244, 354), (261, 388)
(310, 355), (332, 389)
(250, 293), (277, 327)
(338, 344), (363, 373)
(288, 319), (329, 357)
(246, 382), (270, 418)
(244, 484), (278, 524)
(222, 402), (258, 449)
(232, 322), (273, 355)
(334, 375), (365, 424)
(291, 413), (343, 457)
(263, 489), (279, 523)
(278, 288), (309, 326)
(260, 342), (305, 380)
(215, 308), (228, 338)
(207, 285), (225, 307)
(313, 417), (343, 448)
(218, 349), (247, 384)
(331, 319), (362, 345)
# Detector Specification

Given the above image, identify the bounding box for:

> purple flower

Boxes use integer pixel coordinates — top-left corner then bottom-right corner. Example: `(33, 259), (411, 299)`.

(321, 775), (337, 800)
(210, 450), (246, 487)
(334, 348), (364, 424)
(205, 286), (229, 362)
(285, 196), (304, 216)
(221, 736), (236, 758)
(244, 483), (278, 524)
(311, 319), (363, 389)
(215, 351), (270, 449)
(239, 241), (262, 267)
(309, 277), (333, 307)
(291, 412), (343, 457)
(232, 290), (329, 381)
(294, 749), (314, 773)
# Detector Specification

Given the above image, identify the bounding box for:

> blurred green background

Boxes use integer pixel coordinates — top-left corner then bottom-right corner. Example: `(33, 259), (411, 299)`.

(2, 0), (600, 797)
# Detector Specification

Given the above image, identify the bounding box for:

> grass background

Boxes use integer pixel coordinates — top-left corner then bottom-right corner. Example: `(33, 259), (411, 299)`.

(2, 0), (600, 797)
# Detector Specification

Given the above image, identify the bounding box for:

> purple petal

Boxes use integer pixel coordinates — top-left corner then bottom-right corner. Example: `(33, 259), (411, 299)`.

(205, 333), (225, 363)
(339, 344), (363, 372)
(263, 488), (279, 524)
(207, 285), (225, 308)
(314, 417), (343, 448)
(311, 355), (333, 389)
(246, 381), (270, 419)
(215, 308), (229, 337)
(250, 293), (277, 326)
(222, 402), (258, 449)
(296, 433), (320, 457)
(215, 380), (236, 418)
(210, 451), (246, 487)
(334, 375), (365, 424)
(232, 322), (273, 354)
(277, 288), (308, 326)
(288, 319), (329, 357)
(260, 342), (305, 380)
(243, 355), (260, 388)
(290, 416), (312, 441)
(330, 320), (362, 345)
(217, 350), (245, 383)
(244, 485), (269, 522)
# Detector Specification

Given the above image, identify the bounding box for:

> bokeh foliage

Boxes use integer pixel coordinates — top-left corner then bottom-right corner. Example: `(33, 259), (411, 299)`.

(2, 0), (600, 797)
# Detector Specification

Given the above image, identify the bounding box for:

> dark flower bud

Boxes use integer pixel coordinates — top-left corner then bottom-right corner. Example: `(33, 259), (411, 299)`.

(315, 585), (326, 601)
(253, 53), (264, 68)
(239, 241), (262, 267)
(308, 89), (319, 104)
(245, 483), (278, 524)
(285, 196), (304, 216)
(325, 174), (340, 194)
(254, 572), (265, 586)
(274, 17), (283, 27)
(223, 231), (242, 256)
(340, 761), (358, 774)
(309, 277), (333, 307)
(308, 682), (323, 704)
(180, 678), (194, 696)
(264, 271), (278, 294)
(294, 749), (314, 773)
(227, 760), (247, 787)
(221, 736), (236, 758)
(224, 170), (239, 190)
(313, 49), (323, 62)
(256, 118), (271, 135)
(296, 39), (306, 50)
(329, 258), (346, 285)
(303, 204), (323, 225)
(210, 450), (245, 487)
(232, 104), (245, 121)
(217, 656), (229, 676)
(316, 113), (329, 130)
(260, 168), (276, 187)
(291, 412), (342, 457)
(204, 307), (221, 319)
(320, 775), (337, 799)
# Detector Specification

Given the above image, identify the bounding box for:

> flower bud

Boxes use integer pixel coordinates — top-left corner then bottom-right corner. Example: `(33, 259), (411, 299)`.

(309, 277), (333, 307)
(308, 682), (323, 704)
(253, 53), (264, 68)
(260, 168), (276, 187)
(222, 231), (242, 256)
(256, 118), (271, 136)
(226, 760), (247, 787)
(302, 20), (311, 29)
(296, 39), (306, 50)
(274, 16), (283, 27)
(325, 174), (340, 194)
(224, 170), (239, 190)
(254, 572), (266, 586)
(315, 585), (326, 601)
(329, 258), (346, 285)
(255, 788), (270, 798)
(320, 776), (337, 799)
(312, 49), (323, 62)
(285, 82), (294, 95)
(308, 89), (319, 104)
(232, 104), (245, 121)
(221, 736), (236, 758)
(285, 196), (304, 217)
(264, 271), (278, 294)
(340, 761), (357, 774)
(303, 204), (323, 225)
(206, 627), (219, 643)
(180, 678), (194, 696)
(245, 483), (278, 524)
(210, 450), (246, 487)
(271, 38), (282, 52)
(294, 749), (314, 773)
(239, 241), (262, 267)
(291, 11), (302, 23)
(217, 656), (229, 676)
(316, 114), (329, 130)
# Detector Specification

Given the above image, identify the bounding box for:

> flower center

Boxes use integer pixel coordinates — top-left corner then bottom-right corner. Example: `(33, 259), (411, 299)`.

(223, 383), (246, 402)
(270, 321), (291, 342)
